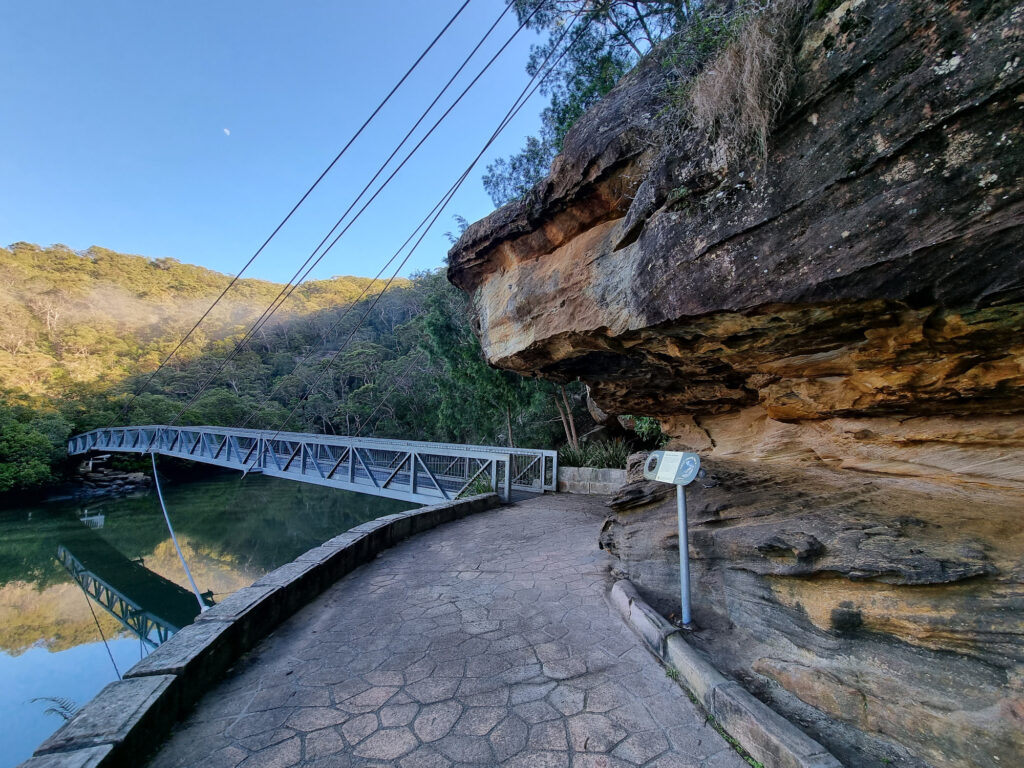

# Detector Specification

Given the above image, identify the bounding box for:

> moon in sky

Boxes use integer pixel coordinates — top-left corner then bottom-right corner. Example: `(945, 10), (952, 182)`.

(223, 128), (231, 136)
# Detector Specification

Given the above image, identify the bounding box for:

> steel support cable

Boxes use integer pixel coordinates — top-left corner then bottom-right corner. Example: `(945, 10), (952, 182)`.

(223, 0), (518, 328)
(258, 172), (473, 447)
(263, 0), (539, 308)
(234, 210), (439, 430)
(244, 11), (589, 441)
(234, 6), (588, 435)
(77, 580), (121, 680)
(150, 453), (208, 614)
(253, 10), (591, 451)
(235, 132), (502, 434)
(167, 1), (540, 428)
(110, 0), (474, 426)
(166, 0), (519, 427)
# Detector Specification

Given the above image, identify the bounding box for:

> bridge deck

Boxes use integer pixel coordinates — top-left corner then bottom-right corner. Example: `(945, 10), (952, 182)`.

(68, 426), (557, 505)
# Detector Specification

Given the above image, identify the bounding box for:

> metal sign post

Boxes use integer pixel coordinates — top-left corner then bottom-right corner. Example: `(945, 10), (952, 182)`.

(643, 450), (701, 626)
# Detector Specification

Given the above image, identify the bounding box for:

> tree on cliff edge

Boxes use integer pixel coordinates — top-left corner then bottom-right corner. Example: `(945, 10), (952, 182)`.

(484, 0), (687, 206)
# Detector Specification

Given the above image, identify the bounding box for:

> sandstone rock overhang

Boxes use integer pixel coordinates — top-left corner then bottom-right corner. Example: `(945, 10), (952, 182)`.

(448, 0), (1024, 461)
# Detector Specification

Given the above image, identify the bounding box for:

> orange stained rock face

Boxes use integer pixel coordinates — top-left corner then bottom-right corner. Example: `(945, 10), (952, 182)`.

(476, 218), (621, 367)
(765, 576), (1023, 662)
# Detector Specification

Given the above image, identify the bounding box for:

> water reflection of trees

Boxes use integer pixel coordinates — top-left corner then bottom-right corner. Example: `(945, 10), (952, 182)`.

(1, 474), (411, 590)
(0, 474), (412, 652)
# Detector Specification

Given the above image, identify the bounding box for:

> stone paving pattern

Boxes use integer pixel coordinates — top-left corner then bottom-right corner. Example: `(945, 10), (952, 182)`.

(147, 494), (745, 768)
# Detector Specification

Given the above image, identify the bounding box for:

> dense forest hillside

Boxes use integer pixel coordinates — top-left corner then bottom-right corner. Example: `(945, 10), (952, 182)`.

(0, 242), (387, 395)
(0, 243), (587, 496)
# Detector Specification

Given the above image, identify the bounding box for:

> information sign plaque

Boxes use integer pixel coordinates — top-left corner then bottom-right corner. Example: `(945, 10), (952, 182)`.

(641, 450), (701, 626)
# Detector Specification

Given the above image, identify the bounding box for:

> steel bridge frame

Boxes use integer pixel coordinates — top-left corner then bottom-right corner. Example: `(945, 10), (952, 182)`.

(57, 545), (175, 649)
(68, 426), (557, 504)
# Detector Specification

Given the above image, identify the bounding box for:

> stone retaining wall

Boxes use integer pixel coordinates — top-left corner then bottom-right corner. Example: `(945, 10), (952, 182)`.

(556, 466), (625, 495)
(20, 493), (501, 768)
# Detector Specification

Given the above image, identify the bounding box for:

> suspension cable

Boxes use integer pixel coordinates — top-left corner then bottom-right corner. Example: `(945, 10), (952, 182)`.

(235, 215), (438, 430)
(77, 581), (121, 680)
(112, 0), (475, 425)
(165, 1), (538, 428)
(254, 9), (591, 448)
(235, 6), (591, 435)
(354, 350), (428, 437)
(150, 453), (208, 614)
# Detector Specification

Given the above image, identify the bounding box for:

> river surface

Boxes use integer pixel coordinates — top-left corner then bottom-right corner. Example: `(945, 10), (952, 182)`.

(0, 472), (413, 767)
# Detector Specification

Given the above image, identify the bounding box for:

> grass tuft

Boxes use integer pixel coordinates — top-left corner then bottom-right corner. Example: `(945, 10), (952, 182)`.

(558, 438), (631, 469)
(660, 0), (806, 162)
(687, 0), (803, 160)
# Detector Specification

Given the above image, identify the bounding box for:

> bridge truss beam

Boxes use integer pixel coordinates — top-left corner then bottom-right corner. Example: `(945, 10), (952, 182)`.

(68, 427), (558, 504)
(57, 545), (176, 649)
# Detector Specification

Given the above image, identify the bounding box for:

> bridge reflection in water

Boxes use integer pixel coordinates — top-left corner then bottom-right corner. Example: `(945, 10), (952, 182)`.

(68, 426), (558, 504)
(57, 528), (214, 649)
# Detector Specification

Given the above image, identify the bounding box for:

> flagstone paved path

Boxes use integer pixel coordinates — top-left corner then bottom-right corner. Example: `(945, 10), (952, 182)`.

(147, 494), (745, 768)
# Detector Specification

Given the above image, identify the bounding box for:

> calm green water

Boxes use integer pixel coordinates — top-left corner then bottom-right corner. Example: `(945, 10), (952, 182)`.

(0, 472), (412, 767)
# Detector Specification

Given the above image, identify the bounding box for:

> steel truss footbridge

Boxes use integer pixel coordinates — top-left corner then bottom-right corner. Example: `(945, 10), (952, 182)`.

(68, 426), (557, 504)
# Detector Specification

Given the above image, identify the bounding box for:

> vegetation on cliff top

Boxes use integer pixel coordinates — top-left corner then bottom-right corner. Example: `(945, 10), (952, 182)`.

(485, 0), (681, 206)
(484, 0), (805, 206)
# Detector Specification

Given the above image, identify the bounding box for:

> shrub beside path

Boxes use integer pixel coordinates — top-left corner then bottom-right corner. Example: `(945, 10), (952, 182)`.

(148, 494), (745, 768)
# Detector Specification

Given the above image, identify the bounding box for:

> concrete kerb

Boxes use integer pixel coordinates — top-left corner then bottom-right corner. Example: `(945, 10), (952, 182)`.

(17, 746), (113, 768)
(21, 492), (502, 768)
(609, 580), (842, 768)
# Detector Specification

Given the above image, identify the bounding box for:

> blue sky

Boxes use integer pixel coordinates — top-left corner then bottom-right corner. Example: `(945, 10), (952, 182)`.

(0, 0), (546, 282)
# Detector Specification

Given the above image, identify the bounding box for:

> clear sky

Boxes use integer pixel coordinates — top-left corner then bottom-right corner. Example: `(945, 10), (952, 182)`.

(0, 0), (546, 283)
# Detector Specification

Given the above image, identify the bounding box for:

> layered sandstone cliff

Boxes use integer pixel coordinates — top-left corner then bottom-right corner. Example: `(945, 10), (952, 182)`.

(449, 1), (1023, 766)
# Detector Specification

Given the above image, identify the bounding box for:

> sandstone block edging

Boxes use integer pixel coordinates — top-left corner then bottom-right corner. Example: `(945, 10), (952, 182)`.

(609, 580), (841, 768)
(21, 493), (502, 768)
(33, 675), (180, 766)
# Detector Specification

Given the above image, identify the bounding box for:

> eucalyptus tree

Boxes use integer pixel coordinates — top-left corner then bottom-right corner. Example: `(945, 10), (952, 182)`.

(484, 0), (691, 206)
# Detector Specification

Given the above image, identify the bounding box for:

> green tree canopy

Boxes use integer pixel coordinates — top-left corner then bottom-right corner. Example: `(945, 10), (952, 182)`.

(0, 244), (594, 497)
(0, 405), (70, 492)
(484, 0), (689, 206)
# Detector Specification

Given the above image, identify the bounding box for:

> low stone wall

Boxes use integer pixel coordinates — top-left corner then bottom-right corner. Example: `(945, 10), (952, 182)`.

(21, 493), (501, 768)
(556, 466), (625, 495)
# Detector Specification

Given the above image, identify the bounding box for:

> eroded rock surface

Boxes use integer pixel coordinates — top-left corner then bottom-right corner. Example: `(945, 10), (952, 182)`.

(603, 460), (1023, 767)
(449, 1), (1024, 765)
